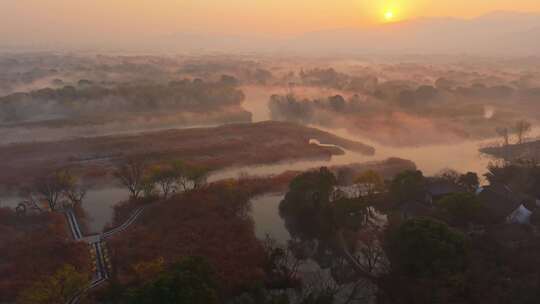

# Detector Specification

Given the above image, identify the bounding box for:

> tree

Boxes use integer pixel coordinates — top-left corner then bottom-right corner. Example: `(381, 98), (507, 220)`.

(515, 120), (532, 144)
(279, 167), (337, 240)
(32, 171), (66, 211)
(58, 170), (87, 208)
(437, 169), (460, 185)
(220, 74), (239, 86)
(17, 264), (89, 304)
(389, 170), (426, 203)
(21, 169), (86, 213)
(496, 127), (510, 146)
(185, 165), (210, 190)
(170, 160), (190, 191)
(262, 236), (303, 289)
(115, 158), (147, 199)
(354, 229), (387, 275)
(328, 95), (346, 112)
(385, 218), (467, 278)
(457, 172), (479, 192)
(381, 218), (469, 304)
(132, 257), (165, 284)
(126, 257), (219, 304)
(140, 175), (158, 200)
(279, 167), (383, 300)
(355, 170), (384, 198)
(436, 193), (485, 226)
(150, 166), (178, 199)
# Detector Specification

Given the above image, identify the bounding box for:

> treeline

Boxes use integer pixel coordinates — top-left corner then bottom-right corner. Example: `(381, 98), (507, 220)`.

(0, 169), (93, 303)
(17, 169), (86, 214)
(0, 77), (245, 123)
(99, 178), (288, 303)
(0, 206), (91, 303)
(270, 68), (540, 124)
(269, 94), (356, 124)
(180, 59), (274, 85)
(114, 158), (211, 200)
(268, 90), (535, 143)
(256, 164), (540, 303)
(293, 68), (540, 104)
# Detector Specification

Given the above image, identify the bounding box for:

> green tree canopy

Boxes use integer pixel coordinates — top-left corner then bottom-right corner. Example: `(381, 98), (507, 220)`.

(390, 170), (426, 203)
(458, 172), (479, 192)
(436, 193), (485, 226)
(17, 264), (89, 304)
(386, 218), (468, 278)
(127, 256), (218, 304)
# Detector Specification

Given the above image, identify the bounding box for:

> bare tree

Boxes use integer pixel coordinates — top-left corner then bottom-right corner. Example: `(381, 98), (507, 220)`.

(262, 235), (304, 287)
(353, 229), (388, 275)
(515, 120), (532, 144)
(21, 169), (86, 213)
(32, 171), (68, 211)
(18, 186), (44, 213)
(114, 158), (147, 199)
(56, 169), (87, 208)
(150, 166), (178, 199)
(496, 127), (510, 146)
(169, 160), (192, 191)
(437, 168), (460, 185)
(296, 271), (341, 303)
(185, 165), (209, 190)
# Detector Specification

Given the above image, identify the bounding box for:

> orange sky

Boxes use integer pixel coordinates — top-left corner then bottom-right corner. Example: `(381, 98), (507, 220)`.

(1, 0), (539, 44)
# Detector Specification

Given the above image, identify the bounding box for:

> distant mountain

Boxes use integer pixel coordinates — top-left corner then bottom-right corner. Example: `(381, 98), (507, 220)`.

(148, 32), (282, 54)
(283, 11), (540, 55)
(154, 11), (540, 55)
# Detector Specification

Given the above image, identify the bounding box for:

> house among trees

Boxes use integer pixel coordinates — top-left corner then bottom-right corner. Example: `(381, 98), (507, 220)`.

(398, 178), (465, 220)
(425, 178), (466, 204)
(477, 183), (534, 224)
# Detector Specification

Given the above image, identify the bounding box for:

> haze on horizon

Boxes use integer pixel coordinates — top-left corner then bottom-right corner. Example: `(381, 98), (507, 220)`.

(1, 0), (540, 54)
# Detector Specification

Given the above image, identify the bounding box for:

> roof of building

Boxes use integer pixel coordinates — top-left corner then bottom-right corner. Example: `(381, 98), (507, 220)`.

(426, 179), (465, 197)
(507, 204), (532, 224)
(478, 183), (524, 220)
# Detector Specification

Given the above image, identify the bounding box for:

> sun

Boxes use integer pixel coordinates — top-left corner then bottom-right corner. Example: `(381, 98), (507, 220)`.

(384, 10), (394, 21)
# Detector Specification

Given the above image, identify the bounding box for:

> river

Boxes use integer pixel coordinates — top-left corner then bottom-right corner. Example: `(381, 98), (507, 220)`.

(2, 88), (538, 236)
(0, 124), (497, 234)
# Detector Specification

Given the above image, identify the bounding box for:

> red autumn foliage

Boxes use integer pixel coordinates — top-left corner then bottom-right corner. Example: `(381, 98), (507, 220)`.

(0, 121), (371, 187)
(0, 208), (91, 302)
(108, 174), (295, 296)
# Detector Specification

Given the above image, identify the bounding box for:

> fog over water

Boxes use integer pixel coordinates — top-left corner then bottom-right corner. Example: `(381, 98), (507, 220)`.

(250, 193), (290, 243)
(234, 86), (527, 177)
(4, 3), (540, 302)
(2, 85), (537, 234)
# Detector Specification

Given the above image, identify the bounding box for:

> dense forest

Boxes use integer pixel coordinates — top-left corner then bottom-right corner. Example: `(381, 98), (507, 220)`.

(0, 77), (245, 123)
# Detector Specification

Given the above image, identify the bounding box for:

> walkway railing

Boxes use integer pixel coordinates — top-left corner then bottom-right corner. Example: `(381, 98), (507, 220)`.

(65, 205), (146, 304)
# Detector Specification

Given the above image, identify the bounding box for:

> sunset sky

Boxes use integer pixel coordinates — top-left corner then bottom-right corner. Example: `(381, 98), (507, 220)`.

(1, 0), (539, 45)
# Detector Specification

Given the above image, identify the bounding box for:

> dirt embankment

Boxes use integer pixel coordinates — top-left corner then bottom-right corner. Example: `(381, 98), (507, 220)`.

(0, 121), (374, 188)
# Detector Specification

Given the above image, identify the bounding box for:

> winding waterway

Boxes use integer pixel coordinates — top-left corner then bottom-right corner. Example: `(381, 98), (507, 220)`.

(75, 126), (530, 233)
(3, 90), (539, 236)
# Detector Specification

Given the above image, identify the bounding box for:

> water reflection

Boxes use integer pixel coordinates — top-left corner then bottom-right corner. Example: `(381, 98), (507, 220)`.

(209, 129), (498, 183)
(0, 129), (527, 234)
(0, 196), (20, 209)
(82, 187), (129, 233)
(250, 193), (289, 243)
